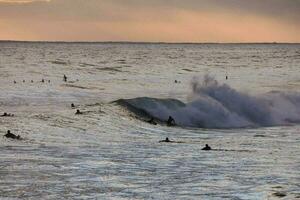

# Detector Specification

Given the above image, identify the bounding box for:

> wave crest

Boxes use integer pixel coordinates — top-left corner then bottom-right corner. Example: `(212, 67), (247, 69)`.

(115, 76), (300, 128)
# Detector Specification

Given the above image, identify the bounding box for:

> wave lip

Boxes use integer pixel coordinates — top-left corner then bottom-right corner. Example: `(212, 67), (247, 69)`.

(115, 76), (300, 129)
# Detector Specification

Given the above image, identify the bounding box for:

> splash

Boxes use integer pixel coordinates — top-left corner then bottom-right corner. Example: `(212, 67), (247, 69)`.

(116, 75), (300, 128)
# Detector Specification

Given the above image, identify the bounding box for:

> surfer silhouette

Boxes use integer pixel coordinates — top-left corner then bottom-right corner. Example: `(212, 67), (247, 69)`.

(71, 103), (75, 108)
(75, 109), (83, 115)
(159, 137), (172, 143)
(167, 116), (176, 126)
(1, 112), (13, 117)
(63, 74), (67, 82)
(4, 130), (21, 140)
(1, 112), (8, 117)
(202, 144), (212, 151)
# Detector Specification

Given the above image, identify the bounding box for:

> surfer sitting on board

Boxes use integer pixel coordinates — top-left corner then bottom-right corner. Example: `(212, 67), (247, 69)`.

(75, 109), (83, 115)
(202, 144), (212, 151)
(63, 74), (67, 82)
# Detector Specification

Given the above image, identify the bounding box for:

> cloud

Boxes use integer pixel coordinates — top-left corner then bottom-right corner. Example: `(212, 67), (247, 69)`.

(107, 0), (300, 23)
(0, 0), (49, 3)
(0, 0), (299, 42)
(0, 0), (299, 22)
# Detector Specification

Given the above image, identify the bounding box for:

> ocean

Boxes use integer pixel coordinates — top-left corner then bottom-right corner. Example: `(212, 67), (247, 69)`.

(0, 42), (300, 199)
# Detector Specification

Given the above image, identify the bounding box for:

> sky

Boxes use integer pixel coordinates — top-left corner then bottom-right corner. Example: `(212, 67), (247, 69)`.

(0, 0), (299, 42)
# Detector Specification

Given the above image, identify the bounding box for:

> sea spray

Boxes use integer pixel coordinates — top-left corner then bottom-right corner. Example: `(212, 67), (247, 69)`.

(116, 75), (300, 128)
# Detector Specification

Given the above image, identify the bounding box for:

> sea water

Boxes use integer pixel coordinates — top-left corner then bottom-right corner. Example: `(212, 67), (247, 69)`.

(0, 42), (300, 199)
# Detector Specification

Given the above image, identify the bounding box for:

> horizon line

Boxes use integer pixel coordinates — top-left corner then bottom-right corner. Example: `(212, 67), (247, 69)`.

(0, 40), (299, 45)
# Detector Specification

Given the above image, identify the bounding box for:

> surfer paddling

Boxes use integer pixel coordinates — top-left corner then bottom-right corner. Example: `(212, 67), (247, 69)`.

(159, 137), (183, 143)
(4, 130), (21, 140)
(1, 112), (14, 117)
(159, 137), (172, 143)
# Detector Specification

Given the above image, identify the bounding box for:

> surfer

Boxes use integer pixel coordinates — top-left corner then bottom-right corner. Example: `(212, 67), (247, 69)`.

(41, 79), (45, 83)
(71, 103), (75, 108)
(167, 116), (176, 126)
(226, 75), (228, 80)
(4, 130), (21, 140)
(14, 80), (16, 84)
(147, 117), (157, 125)
(75, 109), (83, 115)
(63, 74), (67, 82)
(31, 80), (34, 83)
(201, 144), (212, 151)
(1, 112), (13, 117)
(159, 137), (172, 143)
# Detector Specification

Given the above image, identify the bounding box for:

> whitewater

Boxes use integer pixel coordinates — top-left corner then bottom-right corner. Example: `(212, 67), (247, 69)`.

(0, 42), (300, 199)
(116, 75), (300, 129)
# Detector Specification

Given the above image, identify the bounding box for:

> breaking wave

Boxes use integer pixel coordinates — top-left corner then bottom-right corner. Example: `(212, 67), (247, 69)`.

(115, 75), (300, 128)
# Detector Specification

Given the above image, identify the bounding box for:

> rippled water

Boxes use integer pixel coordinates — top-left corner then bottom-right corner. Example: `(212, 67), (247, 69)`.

(0, 42), (300, 199)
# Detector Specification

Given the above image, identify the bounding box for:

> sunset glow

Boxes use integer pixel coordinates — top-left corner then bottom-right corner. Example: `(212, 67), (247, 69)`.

(0, 0), (299, 42)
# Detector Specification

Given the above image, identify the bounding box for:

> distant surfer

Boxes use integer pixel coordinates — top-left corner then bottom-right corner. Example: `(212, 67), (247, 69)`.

(31, 80), (34, 83)
(147, 117), (157, 125)
(14, 80), (16, 84)
(63, 74), (67, 82)
(75, 109), (83, 115)
(71, 103), (75, 108)
(23, 80), (25, 83)
(202, 144), (211, 151)
(41, 79), (45, 83)
(1, 112), (8, 117)
(167, 116), (176, 126)
(4, 130), (21, 140)
(226, 76), (228, 80)
(1, 112), (14, 117)
(159, 137), (172, 143)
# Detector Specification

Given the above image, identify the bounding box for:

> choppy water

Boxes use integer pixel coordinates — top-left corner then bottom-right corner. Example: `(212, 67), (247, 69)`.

(0, 42), (300, 199)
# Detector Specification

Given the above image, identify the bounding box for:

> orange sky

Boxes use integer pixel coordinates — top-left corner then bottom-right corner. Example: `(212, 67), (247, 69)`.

(0, 0), (299, 42)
